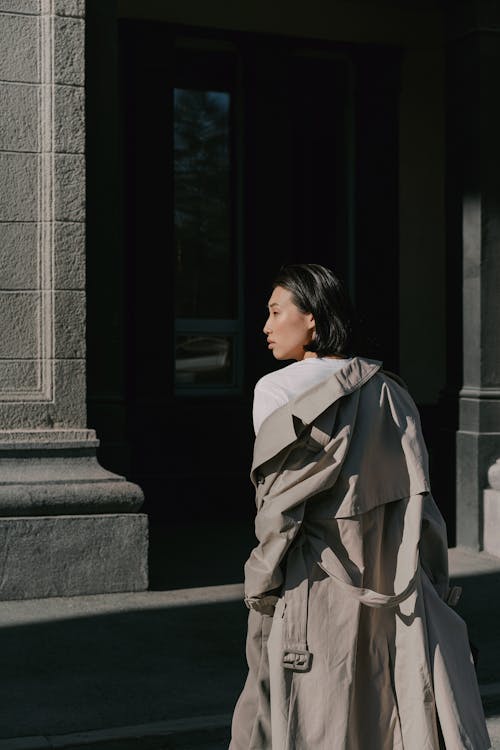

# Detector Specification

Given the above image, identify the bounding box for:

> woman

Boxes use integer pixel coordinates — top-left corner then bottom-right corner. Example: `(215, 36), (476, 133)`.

(229, 264), (490, 750)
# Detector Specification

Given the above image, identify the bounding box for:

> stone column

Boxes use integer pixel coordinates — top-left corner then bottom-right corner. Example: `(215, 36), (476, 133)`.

(0, 0), (147, 599)
(447, 2), (500, 550)
(484, 459), (500, 557)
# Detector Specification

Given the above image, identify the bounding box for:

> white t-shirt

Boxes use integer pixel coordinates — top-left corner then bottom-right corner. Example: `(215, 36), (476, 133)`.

(252, 357), (353, 435)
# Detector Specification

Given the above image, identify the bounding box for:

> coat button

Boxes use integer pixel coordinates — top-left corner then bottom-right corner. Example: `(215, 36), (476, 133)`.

(256, 472), (265, 485)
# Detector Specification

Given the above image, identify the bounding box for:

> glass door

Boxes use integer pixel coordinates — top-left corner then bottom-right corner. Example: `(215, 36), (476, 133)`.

(172, 51), (244, 394)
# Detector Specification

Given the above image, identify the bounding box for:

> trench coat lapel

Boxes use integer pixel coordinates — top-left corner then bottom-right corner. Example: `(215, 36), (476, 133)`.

(251, 356), (382, 481)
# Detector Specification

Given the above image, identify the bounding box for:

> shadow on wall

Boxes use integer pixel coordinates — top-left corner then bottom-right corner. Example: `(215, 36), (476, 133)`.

(148, 520), (257, 591)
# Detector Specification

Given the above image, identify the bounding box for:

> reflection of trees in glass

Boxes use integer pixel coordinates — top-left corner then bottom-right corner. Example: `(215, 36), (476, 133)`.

(175, 335), (232, 386)
(174, 89), (234, 319)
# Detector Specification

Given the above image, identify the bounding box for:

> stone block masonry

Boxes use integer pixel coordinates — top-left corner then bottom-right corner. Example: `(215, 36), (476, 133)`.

(0, 0), (148, 599)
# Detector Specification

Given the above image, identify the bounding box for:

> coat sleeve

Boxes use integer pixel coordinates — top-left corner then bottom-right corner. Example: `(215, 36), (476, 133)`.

(419, 492), (449, 600)
(244, 426), (350, 604)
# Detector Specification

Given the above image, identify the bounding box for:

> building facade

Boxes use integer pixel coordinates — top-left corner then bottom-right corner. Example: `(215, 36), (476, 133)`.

(0, 0), (499, 599)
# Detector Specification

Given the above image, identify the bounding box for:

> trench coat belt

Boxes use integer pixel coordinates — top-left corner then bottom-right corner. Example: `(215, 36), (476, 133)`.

(282, 537), (312, 672)
(280, 532), (421, 674)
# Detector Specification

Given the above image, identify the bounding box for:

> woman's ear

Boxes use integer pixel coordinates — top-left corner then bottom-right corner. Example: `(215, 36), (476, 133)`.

(306, 313), (315, 332)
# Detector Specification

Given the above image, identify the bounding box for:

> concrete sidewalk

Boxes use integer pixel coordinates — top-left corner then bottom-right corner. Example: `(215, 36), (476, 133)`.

(0, 548), (498, 749)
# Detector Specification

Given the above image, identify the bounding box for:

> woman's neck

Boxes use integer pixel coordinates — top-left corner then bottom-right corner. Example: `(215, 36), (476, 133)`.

(302, 352), (348, 360)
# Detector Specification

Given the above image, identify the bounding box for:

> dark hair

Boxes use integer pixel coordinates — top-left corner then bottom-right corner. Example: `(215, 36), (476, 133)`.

(272, 263), (355, 357)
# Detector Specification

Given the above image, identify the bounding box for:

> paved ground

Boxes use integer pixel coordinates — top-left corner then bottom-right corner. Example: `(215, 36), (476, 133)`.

(0, 546), (498, 749)
(0, 584), (247, 745)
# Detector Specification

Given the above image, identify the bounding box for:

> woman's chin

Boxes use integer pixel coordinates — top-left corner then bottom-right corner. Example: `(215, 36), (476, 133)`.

(273, 351), (297, 361)
(268, 345), (298, 360)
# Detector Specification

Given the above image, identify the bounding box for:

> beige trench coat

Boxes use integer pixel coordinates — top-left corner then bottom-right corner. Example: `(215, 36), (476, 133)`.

(229, 357), (491, 750)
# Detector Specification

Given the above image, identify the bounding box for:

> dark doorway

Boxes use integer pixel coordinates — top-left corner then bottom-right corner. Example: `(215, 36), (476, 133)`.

(90, 21), (401, 588)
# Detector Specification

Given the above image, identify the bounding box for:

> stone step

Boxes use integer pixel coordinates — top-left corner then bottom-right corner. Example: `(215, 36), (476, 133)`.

(0, 586), (246, 743)
(0, 546), (499, 748)
(0, 715), (232, 750)
(2, 711), (500, 750)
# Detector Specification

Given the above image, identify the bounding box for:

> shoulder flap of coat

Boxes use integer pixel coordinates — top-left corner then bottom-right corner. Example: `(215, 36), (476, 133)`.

(251, 356), (382, 481)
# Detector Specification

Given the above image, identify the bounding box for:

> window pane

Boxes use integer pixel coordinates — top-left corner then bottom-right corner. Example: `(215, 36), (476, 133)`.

(175, 334), (234, 386)
(174, 89), (235, 319)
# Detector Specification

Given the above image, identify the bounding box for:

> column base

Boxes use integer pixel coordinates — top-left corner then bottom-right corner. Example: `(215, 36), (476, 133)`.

(456, 429), (500, 549)
(0, 513), (148, 601)
(0, 429), (148, 601)
(484, 489), (500, 558)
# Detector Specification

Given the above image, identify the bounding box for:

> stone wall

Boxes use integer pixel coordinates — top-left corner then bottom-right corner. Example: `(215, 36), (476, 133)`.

(0, 0), (148, 600)
(447, 1), (500, 550)
(0, 0), (86, 420)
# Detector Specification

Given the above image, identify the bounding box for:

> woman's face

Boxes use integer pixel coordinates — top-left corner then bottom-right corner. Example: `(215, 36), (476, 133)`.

(263, 285), (315, 361)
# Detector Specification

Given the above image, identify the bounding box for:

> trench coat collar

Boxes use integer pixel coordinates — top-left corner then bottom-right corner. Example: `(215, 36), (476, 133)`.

(251, 356), (382, 479)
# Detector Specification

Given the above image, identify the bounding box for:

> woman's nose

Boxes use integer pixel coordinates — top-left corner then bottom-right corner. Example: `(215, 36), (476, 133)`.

(263, 319), (271, 334)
